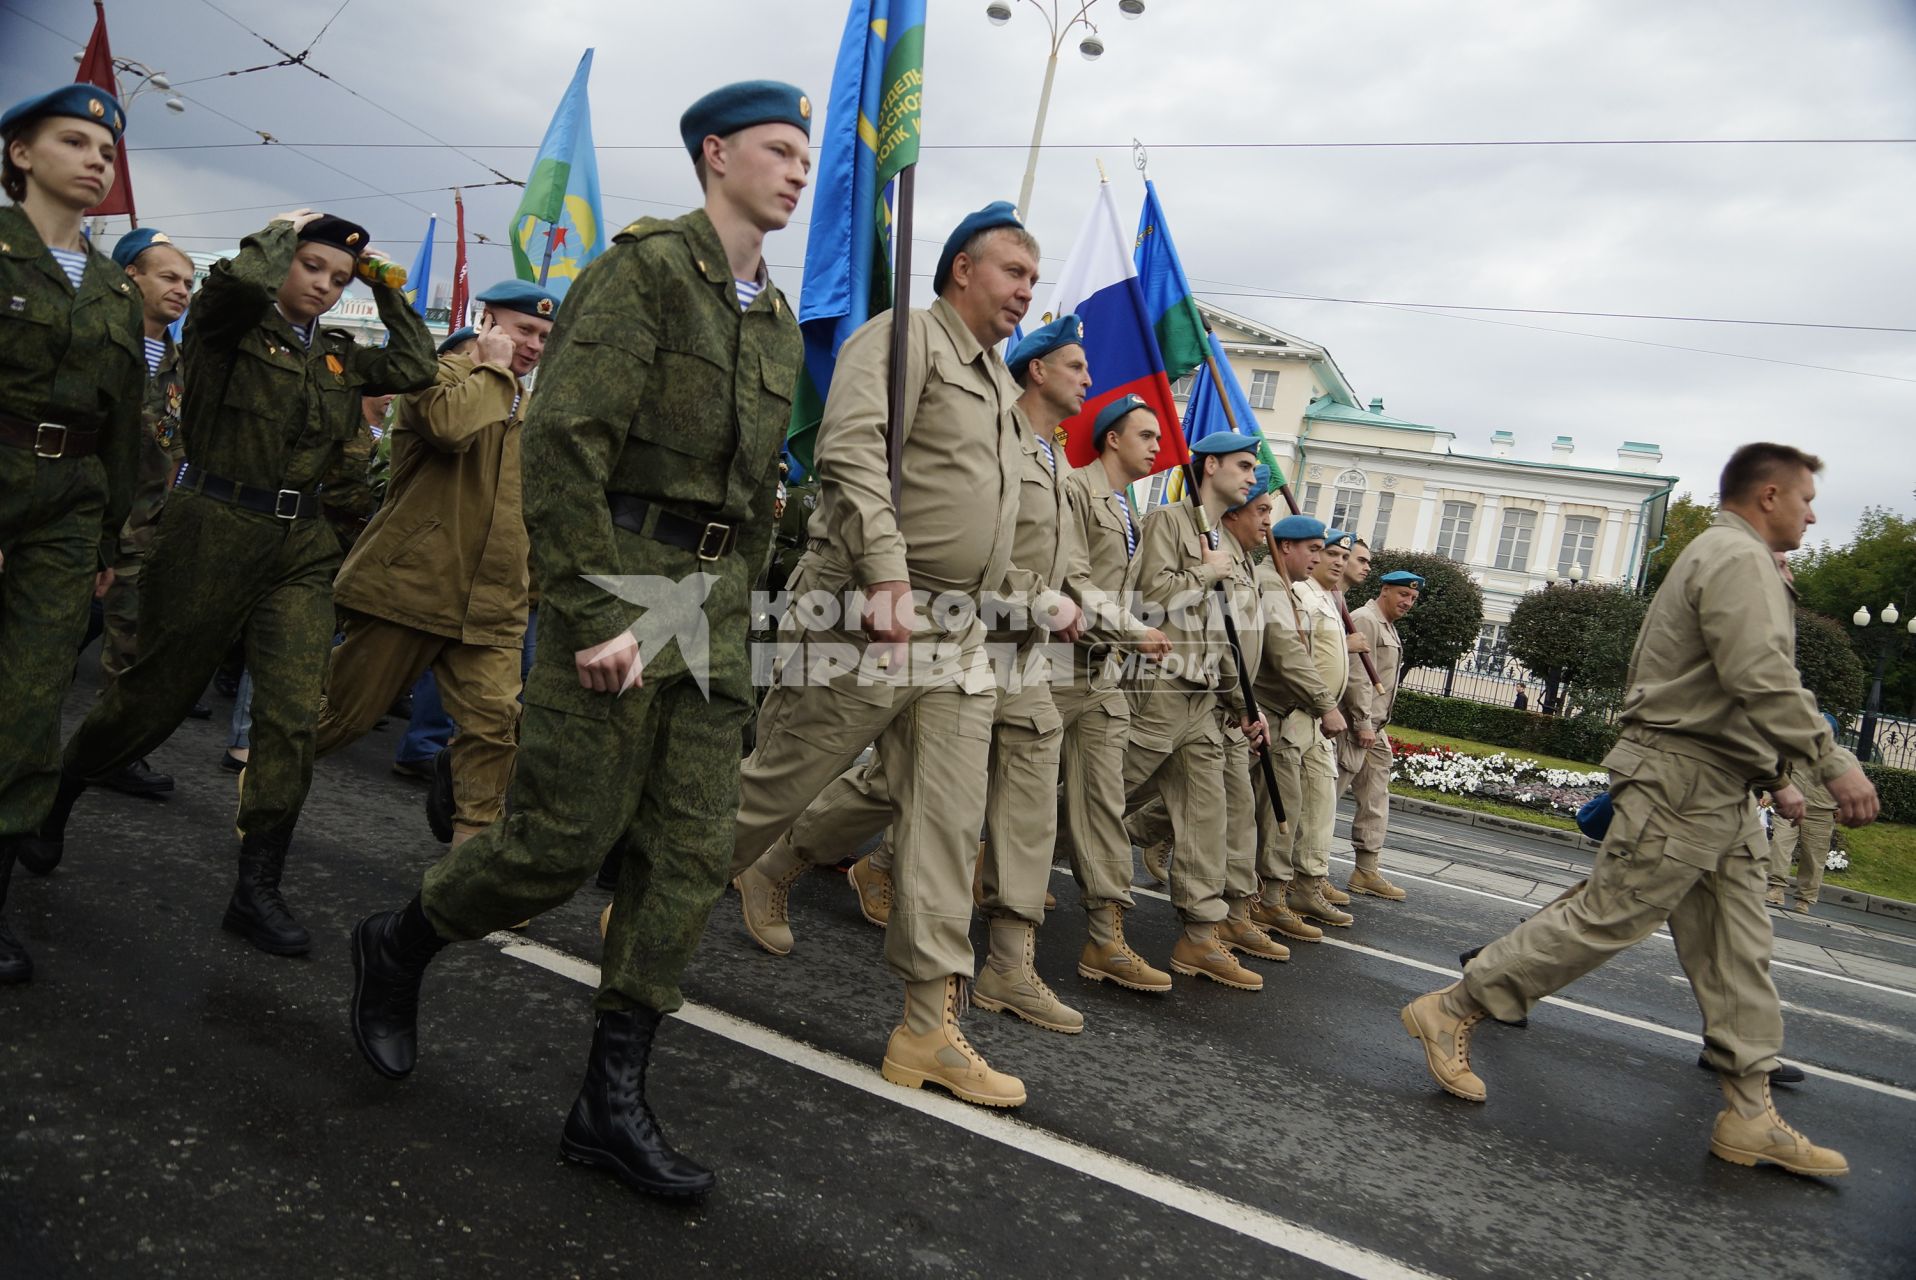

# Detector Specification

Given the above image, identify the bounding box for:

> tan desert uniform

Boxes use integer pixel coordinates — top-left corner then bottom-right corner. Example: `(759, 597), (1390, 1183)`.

(731, 296), (1026, 982)
(316, 352), (531, 832)
(1288, 574), (1349, 881)
(1768, 772), (1835, 906)
(1337, 598), (1401, 878)
(1250, 561), (1337, 887)
(1465, 510), (1857, 1075)
(1122, 501), (1234, 926)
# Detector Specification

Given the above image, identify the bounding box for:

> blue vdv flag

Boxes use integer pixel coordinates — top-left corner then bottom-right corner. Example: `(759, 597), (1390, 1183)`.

(1183, 329), (1259, 449)
(510, 49), (606, 299)
(403, 214), (435, 317)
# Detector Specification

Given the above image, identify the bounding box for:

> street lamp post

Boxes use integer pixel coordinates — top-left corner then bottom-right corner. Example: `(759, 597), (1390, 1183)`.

(74, 50), (186, 237)
(985, 0), (1146, 219)
(1850, 602), (1914, 765)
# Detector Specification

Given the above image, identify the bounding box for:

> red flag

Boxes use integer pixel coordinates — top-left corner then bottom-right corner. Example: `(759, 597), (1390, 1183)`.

(74, 1), (136, 225)
(448, 189), (470, 330)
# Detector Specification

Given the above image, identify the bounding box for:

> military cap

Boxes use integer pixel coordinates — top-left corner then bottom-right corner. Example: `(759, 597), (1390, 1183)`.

(679, 80), (813, 158)
(1188, 430), (1262, 457)
(1323, 528), (1354, 550)
(2, 84), (126, 143)
(1271, 513), (1327, 543)
(476, 279), (559, 319)
(437, 325), (476, 355)
(110, 227), (180, 270)
(1091, 393), (1152, 445)
(1379, 570), (1425, 587)
(1228, 464), (1272, 513)
(934, 200), (1023, 294)
(298, 214), (370, 257)
(1007, 313), (1084, 383)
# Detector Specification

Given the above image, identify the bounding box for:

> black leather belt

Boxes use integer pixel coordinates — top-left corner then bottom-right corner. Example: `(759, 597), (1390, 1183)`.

(0, 411), (100, 459)
(608, 493), (738, 561)
(178, 463), (322, 521)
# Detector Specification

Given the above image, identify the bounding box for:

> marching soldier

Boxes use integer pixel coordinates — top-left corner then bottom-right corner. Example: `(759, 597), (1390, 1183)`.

(1336, 562), (1419, 901)
(1401, 443), (1879, 1179)
(91, 226), (193, 799)
(0, 85), (144, 985)
(24, 208), (437, 957)
(1280, 529), (1360, 928)
(313, 279), (556, 845)
(348, 81), (812, 1202)
(729, 201), (1043, 1107)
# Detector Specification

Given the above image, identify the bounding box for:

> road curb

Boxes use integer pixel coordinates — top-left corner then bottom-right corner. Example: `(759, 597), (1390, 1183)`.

(1385, 791), (1916, 923)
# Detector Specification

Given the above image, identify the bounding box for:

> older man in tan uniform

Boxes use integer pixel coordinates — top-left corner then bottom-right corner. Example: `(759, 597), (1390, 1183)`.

(728, 203), (1044, 1108)
(1401, 443), (1879, 1179)
(314, 281), (553, 843)
(1283, 531), (1360, 927)
(1337, 562), (1419, 901)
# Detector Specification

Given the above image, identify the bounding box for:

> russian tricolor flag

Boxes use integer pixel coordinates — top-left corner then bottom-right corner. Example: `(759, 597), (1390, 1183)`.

(1040, 183), (1190, 473)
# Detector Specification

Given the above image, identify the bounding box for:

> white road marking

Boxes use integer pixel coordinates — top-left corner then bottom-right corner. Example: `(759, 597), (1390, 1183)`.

(492, 935), (1451, 1280)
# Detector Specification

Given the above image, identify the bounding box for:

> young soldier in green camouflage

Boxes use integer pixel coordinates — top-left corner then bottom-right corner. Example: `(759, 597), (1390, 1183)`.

(0, 85), (143, 985)
(349, 80), (811, 1204)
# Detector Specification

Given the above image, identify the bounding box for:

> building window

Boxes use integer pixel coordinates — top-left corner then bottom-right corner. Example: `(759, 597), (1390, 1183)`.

(1370, 490), (1395, 550)
(1300, 482), (1322, 517)
(1171, 374), (1194, 400)
(1492, 508), (1535, 571)
(1557, 515), (1599, 576)
(1331, 487), (1364, 533)
(1248, 369), (1278, 410)
(1435, 501), (1475, 561)
(1472, 623), (1510, 672)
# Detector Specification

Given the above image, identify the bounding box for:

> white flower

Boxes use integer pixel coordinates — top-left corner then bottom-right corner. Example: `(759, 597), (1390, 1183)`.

(1825, 849), (1850, 872)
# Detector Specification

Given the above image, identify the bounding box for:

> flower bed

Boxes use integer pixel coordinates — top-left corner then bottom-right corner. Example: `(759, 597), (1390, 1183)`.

(1390, 740), (1608, 819)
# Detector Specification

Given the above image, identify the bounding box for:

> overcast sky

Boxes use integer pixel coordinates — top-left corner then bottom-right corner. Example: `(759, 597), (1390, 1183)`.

(5, 0), (1911, 545)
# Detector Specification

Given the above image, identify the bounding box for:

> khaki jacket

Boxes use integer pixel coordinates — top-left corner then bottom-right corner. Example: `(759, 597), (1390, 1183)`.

(1341, 599), (1401, 732)
(982, 409), (1072, 645)
(1613, 509), (1855, 787)
(334, 353), (530, 645)
(1293, 576), (1350, 700)
(1253, 562), (1335, 721)
(1061, 462), (1152, 686)
(1131, 500), (1233, 693)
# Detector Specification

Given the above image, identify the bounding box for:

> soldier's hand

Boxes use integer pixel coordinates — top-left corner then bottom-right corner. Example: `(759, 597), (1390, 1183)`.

(1242, 713), (1270, 751)
(1356, 726), (1377, 749)
(1346, 632), (1371, 654)
(1201, 547), (1234, 572)
(274, 208), (321, 230)
(1827, 766), (1881, 827)
(1320, 706), (1348, 737)
(1041, 594), (1085, 645)
(94, 567), (115, 599)
(576, 629), (643, 695)
(1138, 627), (1172, 658)
(473, 317), (515, 370)
(1771, 784), (1806, 824)
(860, 580), (917, 666)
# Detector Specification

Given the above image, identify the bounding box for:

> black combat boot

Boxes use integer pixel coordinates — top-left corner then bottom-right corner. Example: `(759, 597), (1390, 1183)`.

(1, 838), (32, 985)
(350, 896), (448, 1079)
(424, 749), (454, 845)
(221, 826), (312, 955)
(560, 1007), (715, 1201)
(18, 770), (86, 876)
(96, 757), (175, 798)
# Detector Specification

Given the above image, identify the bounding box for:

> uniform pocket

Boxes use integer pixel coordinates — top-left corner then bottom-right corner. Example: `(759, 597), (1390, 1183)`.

(378, 516), (441, 569)
(1612, 830), (1718, 912)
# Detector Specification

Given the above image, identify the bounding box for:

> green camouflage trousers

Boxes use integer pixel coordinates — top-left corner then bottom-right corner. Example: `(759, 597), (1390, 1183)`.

(98, 550), (143, 680)
(0, 449), (107, 836)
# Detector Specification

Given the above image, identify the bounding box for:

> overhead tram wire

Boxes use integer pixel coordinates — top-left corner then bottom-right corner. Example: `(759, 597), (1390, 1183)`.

(122, 137), (1916, 152)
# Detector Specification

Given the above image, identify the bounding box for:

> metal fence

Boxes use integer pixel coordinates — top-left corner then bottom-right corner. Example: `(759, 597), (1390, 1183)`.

(1838, 714), (1916, 771)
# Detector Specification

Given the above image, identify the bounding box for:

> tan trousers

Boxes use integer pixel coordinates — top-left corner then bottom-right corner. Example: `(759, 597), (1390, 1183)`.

(1767, 805), (1836, 904)
(1337, 730), (1394, 875)
(786, 676), (1062, 926)
(1053, 680), (1138, 910)
(1253, 730), (1304, 885)
(1122, 682), (1227, 924)
(1464, 738), (1783, 1076)
(1281, 710), (1337, 880)
(732, 615), (994, 983)
(316, 608), (522, 832)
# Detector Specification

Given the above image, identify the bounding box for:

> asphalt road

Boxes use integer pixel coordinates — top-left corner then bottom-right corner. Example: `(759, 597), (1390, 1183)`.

(6, 668), (1914, 1279)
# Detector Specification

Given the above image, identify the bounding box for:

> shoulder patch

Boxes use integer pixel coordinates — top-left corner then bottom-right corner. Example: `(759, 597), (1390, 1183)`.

(614, 216), (676, 245)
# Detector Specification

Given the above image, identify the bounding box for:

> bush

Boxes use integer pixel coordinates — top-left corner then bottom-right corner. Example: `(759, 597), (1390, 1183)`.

(1347, 549), (1483, 675)
(1864, 763), (1916, 826)
(1390, 690), (1618, 765)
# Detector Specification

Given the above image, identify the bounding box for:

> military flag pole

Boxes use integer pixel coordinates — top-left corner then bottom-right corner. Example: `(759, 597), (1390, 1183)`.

(885, 168), (915, 508)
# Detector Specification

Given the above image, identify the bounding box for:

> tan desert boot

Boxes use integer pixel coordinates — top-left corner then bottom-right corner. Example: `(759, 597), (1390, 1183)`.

(881, 977), (1027, 1107)
(1251, 883), (1322, 943)
(1348, 866), (1407, 901)
(1764, 886), (1786, 907)
(1139, 839), (1171, 884)
(1317, 876), (1353, 906)
(972, 918), (1084, 1033)
(1289, 878), (1354, 927)
(848, 852), (892, 928)
(1169, 923), (1263, 991)
(734, 835), (806, 956)
(1710, 1073), (1848, 1177)
(598, 902), (612, 938)
(1217, 905), (1291, 962)
(1078, 904), (1172, 992)
(1400, 983), (1488, 1102)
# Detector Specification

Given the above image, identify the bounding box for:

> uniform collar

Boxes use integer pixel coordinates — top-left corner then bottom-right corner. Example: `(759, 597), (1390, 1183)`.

(929, 295), (987, 366)
(680, 208), (778, 309)
(1712, 508), (1769, 547)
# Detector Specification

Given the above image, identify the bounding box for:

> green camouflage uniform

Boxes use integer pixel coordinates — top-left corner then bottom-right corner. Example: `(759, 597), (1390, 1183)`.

(321, 403), (387, 558)
(0, 203), (143, 836)
(420, 209), (799, 1015)
(61, 221), (435, 838)
(99, 331), (185, 679)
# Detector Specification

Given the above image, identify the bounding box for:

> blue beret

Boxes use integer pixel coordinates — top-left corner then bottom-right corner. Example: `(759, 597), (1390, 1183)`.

(935, 200), (1023, 294)
(1188, 430), (1262, 457)
(437, 326), (476, 355)
(1379, 570), (1425, 587)
(1323, 528), (1354, 549)
(2, 84), (126, 143)
(1091, 394), (1152, 445)
(1007, 313), (1084, 382)
(1228, 464), (1272, 513)
(680, 80), (813, 158)
(1272, 514), (1327, 542)
(476, 279), (559, 319)
(111, 227), (180, 270)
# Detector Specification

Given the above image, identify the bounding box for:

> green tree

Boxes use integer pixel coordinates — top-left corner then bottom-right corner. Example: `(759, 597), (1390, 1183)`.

(1793, 500), (1916, 715)
(1348, 550), (1483, 674)
(1504, 583), (1648, 715)
(1643, 493), (1715, 596)
(1793, 608), (1866, 720)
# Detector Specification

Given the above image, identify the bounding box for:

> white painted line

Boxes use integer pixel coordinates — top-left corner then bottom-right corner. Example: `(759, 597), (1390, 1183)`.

(492, 934), (1450, 1280)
